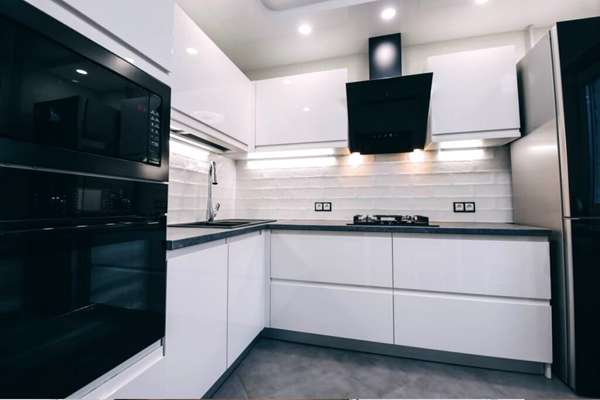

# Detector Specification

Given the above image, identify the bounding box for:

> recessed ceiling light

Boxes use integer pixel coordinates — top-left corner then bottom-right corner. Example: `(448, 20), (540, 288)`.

(75, 69), (88, 75)
(475, 0), (489, 4)
(380, 7), (397, 21)
(303, 106), (311, 112)
(298, 24), (312, 35)
(71, 79), (80, 84)
(283, 79), (293, 85)
(186, 47), (199, 55)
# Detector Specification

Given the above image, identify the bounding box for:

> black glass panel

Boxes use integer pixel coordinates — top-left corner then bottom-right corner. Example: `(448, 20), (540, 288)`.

(571, 220), (600, 396)
(557, 17), (600, 217)
(0, 14), (162, 166)
(0, 167), (167, 225)
(0, 221), (166, 398)
(0, 167), (167, 398)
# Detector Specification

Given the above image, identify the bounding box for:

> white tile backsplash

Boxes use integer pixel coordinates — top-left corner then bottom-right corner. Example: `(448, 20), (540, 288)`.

(167, 141), (237, 225)
(235, 147), (513, 223)
(168, 142), (514, 224)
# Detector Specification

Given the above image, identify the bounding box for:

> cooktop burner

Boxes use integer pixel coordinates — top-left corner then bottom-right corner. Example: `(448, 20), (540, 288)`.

(350, 215), (439, 227)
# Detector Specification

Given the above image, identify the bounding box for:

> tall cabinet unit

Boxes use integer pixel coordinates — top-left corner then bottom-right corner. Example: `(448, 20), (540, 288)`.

(170, 5), (253, 151)
(254, 69), (349, 149)
(426, 46), (521, 148)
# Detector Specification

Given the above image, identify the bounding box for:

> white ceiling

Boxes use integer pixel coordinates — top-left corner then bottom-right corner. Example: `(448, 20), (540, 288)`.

(177, 0), (600, 72)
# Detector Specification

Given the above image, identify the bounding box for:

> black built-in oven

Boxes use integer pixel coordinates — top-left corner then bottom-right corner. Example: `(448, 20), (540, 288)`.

(0, 167), (168, 398)
(0, 1), (170, 182)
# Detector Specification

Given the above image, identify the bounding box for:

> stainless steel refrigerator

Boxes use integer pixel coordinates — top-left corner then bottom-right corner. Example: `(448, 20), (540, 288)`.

(511, 16), (600, 396)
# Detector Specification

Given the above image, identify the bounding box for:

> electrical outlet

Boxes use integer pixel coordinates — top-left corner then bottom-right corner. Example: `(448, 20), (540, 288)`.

(315, 202), (323, 212)
(323, 202), (332, 212)
(453, 202), (465, 213)
(465, 202), (476, 213)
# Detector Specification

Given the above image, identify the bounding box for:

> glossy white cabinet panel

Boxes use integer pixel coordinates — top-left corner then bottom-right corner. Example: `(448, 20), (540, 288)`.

(271, 280), (394, 344)
(255, 69), (348, 147)
(393, 235), (551, 299)
(228, 232), (266, 366)
(24, 0), (170, 82)
(394, 291), (552, 363)
(271, 231), (392, 287)
(164, 242), (228, 398)
(171, 5), (252, 147)
(62, 0), (174, 71)
(427, 46), (520, 145)
(79, 345), (164, 400)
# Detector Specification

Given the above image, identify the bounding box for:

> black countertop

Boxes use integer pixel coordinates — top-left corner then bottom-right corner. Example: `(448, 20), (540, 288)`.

(167, 220), (552, 251)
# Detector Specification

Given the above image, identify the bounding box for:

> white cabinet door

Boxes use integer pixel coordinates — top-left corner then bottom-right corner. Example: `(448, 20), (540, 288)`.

(394, 291), (552, 363)
(255, 69), (348, 147)
(171, 5), (252, 147)
(61, 0), (174, 71)
(271, 231), (392, 288)
(271, 281), (394, 343)
(120, 242), (227, 399)
(393, 234), (551, 299)
(164, 243), (228, 398)
(23, 0), (171, 82)
(427, 46), (520, 145)
(227, 232), (266, 366)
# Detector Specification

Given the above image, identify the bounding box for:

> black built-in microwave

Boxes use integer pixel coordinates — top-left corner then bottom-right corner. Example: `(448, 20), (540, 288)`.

(0, 1), (170, 182)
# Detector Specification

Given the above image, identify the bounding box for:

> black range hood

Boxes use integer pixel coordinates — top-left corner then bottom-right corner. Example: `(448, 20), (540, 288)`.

(346, 34), (433, 154)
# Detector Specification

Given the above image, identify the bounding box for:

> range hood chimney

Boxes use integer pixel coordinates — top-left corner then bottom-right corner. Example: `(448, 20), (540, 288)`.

(369, 33), (402, 79)
(346, 33), (433, 155)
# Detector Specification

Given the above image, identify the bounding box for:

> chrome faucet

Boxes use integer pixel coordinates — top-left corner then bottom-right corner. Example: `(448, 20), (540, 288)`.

(206, 161), (220, 222)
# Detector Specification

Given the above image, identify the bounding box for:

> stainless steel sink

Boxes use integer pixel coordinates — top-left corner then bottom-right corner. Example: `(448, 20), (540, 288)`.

(169, 219), (276, 229)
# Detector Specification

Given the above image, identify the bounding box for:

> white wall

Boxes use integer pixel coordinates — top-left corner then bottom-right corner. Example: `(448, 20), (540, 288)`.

(168, 141), (237, 224)
(246, 28), (545, 81)
(235, 148), (512, 223)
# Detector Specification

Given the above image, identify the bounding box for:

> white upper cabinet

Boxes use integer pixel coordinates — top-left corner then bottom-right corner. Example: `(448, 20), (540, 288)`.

(171, 5), (253, 149)
(426, 46), (521, 148)
(24, 0), (173, 81)
(62, 0), (174, 71)
(255, 69), (348, 148)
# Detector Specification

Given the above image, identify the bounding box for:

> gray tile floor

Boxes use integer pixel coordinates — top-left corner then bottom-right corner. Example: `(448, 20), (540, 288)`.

(213, 338), (577, 399)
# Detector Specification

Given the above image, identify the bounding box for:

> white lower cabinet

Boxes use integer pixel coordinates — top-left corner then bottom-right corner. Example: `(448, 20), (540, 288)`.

(163, 242), (229, 397)
(393, 235), (551, 299)
(394, 291), (552, 363)
(116, 241), (229, 399)
(271, 231), (392, 287)
(117, 232), (267, 398)
(271, 280), (394, 344)
(227, 232), (266, 366)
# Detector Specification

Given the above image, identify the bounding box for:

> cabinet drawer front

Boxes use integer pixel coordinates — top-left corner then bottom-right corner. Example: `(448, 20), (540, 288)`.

(394, 292), (552, 363)
(271, 231), (392, 287)
(271, 281), (394, 344)
(393, 235), (551, 299)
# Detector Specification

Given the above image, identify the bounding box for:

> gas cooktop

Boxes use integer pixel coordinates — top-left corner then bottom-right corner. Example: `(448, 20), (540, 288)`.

(350, 215), (439, 227)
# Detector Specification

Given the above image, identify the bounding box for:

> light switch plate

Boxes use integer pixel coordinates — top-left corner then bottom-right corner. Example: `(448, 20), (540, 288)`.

(315, 202), (323, 212)
(323, 202), (332, 212)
